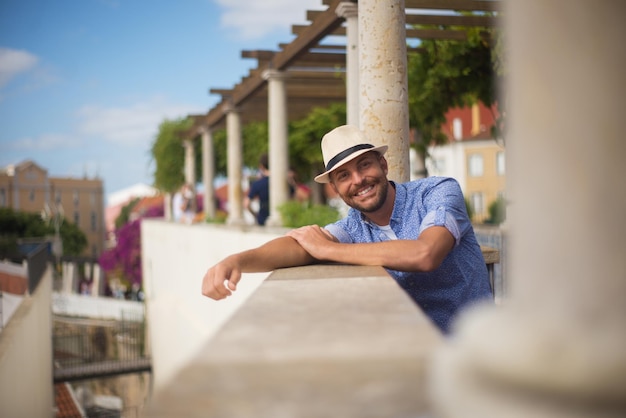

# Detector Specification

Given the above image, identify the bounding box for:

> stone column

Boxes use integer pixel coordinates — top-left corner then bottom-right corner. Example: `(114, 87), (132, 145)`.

(200, 126), (216, 220)
(430, 2), (626, 417)
(163, 192), (172, 221)
(336, 2), (359, 127)
(262, 69), (290, 227)
(358, 0), (410, 183)
(225, 104), (245, 226)
(183, 139), (197, 213)
(183, 140), (196, 187)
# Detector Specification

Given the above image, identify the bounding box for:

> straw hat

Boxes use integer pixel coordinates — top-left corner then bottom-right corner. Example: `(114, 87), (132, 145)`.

(314, 125), (388, 183)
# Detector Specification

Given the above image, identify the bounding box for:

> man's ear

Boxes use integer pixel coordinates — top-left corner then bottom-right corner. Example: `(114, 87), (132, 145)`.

(380, 155), (389, 175)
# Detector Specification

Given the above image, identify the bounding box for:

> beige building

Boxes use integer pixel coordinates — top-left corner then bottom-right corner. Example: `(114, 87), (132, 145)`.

(0, 160), (105, 257)
(425, 103), (505, 223)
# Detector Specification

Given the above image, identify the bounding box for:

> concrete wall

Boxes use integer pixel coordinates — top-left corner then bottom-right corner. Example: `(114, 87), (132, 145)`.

(141, 220), (285, 391)
(0, 266), (53, 418)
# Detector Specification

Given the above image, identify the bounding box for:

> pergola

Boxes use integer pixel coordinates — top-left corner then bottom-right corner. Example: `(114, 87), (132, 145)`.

(189, 0), (501, 132)
(176, 0), (502, 226)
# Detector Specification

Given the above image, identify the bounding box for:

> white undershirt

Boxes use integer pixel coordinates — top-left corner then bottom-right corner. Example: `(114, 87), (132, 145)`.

(378, 224), (398, 240)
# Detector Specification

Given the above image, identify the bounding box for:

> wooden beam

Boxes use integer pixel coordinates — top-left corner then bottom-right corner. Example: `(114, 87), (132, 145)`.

(405, 13), (498, 27)
(209, 88), (232, 96)
(241, 50), (276, 60)
(405, 0), (502, 12)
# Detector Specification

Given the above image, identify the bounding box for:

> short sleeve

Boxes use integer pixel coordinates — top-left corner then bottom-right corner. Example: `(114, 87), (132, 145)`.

(324, 223), (354, 243)
(419, 206), (462, 246)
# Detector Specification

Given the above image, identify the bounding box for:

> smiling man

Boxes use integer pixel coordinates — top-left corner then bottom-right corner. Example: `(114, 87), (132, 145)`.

(201, 125), (492, 333)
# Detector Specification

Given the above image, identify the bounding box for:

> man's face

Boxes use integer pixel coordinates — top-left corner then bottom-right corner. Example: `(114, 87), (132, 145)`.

(329, 151), (389, 213)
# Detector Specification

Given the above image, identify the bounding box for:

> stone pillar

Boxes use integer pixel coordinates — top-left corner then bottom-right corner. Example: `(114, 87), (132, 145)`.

(225, 104), (245, 226)
(430, 2), (626, 417)
(358, 0), (410, 183)
(163, 192), (172, 221)
(262, 69), (290, 227)
(183, 139), (197, 214)
(200, 126), (216, 220)
(336, 2), (359, 127)
(91, 264), (101, 297)
(183, 139), (196, 187)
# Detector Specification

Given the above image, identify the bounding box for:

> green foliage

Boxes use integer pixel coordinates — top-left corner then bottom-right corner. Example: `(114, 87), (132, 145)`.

(212, 128), (227, 176)
(211, 104), (346, 184)
(210, 122), (270, 176)
(289, 103), (346, 182)
(278, 200), (340, 228)
(464, 197), (474, 222)
(485, 196), (506, 225)
(150, 117), (195, 193)
(0, 207), (87, 257)
(115, 197), (141, 229)
(407, 23), (502, 155)
(59, 221), (88, 256)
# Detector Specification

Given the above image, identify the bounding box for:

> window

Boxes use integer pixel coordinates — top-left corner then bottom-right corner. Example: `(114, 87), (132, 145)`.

(73, 190), (79, 206)
(74, 212), (80, 226)
(91, 212), (97, 231)
(0, 189), (5, 207)
(496, 151), (506, 176)
(55, 191), (61, 204)
(29, 189), (35, 201)
(468, 154), (484, 177)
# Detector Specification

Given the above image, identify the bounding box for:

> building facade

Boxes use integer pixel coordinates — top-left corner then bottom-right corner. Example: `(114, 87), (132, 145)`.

(425, 103), (505, 223)
(0, 160), (105, 257)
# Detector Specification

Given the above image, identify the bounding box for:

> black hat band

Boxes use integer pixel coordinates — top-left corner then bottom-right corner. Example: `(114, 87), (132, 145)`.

(325, 144), (375, 171)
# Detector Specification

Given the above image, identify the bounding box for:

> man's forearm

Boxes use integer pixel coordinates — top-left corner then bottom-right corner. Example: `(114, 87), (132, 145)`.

(236, 236), (317, 272)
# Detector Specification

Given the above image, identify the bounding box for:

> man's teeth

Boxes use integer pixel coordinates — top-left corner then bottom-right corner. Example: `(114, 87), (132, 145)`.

(356, 186), (373, 196)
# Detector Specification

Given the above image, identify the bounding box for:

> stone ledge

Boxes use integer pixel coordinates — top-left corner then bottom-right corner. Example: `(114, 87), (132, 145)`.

(144, 265), (443, 417)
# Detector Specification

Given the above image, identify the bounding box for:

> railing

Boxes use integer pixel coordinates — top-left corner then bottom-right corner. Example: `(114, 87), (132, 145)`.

(53, 316), (151, 383)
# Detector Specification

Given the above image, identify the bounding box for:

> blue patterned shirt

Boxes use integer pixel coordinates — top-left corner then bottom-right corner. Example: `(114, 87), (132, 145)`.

(325, 177), (492, 333)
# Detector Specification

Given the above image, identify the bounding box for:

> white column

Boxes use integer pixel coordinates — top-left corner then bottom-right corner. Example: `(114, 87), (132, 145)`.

(225, 104), (245, 226)
(200, 126), (216, 220)
(163, 192), (172, 221)
(183, 139), (196, 186)
(183, 139), (197, 214)
(358, 0), (410, 183)
(91, 264), (101, 297)
(430, 2), (626, 417)
(336, 2), (359, 127)
(262, 69), (290, 227)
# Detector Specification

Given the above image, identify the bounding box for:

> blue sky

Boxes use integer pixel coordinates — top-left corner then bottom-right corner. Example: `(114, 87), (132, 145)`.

(0, 0), (324, 203)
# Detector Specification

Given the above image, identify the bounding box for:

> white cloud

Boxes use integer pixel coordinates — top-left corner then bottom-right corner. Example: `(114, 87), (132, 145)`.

(215, 0), (324, 40)
(0, 48), (39, 88)
(76, 96), (204, 145)
(6, 133), (82, 151)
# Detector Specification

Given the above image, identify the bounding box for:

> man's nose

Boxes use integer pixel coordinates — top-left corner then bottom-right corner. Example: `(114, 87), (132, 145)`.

(350, 170), (365, 184)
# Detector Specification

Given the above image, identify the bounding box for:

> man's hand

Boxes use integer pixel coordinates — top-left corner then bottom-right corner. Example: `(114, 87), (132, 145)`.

(201, 256), (241, 300)
(286, 225), (335, 261)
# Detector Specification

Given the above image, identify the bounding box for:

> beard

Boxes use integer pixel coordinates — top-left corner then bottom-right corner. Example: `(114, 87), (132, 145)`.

(342, 177), (389, 214)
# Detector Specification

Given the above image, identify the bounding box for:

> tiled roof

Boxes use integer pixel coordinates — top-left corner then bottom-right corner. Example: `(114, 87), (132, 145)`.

(54, 382), (84, 418)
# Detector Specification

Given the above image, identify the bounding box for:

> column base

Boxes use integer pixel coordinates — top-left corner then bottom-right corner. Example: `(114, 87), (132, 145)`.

(429, 304), (626, 418)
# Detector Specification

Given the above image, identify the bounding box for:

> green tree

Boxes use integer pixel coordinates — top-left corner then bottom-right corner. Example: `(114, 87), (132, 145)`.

(407, 23), (502, 169)
(150, 117), (195, 193)
(289, 103), (346, 183)
(485, 195), (506, 225)
(0, 207), (87, 258)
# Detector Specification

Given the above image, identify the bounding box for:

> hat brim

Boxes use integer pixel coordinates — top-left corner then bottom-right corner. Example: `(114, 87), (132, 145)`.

(314, 145), (388, 184)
